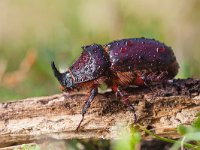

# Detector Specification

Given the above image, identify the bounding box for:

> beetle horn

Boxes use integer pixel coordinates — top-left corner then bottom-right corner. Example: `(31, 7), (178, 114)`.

(51, 61), (66, 86)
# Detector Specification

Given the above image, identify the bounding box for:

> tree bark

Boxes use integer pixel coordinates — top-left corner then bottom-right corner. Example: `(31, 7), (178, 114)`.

(0, 78), (200, 148)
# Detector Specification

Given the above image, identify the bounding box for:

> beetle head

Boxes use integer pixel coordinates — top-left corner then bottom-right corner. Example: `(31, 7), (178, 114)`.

(51, 61), (74, 91)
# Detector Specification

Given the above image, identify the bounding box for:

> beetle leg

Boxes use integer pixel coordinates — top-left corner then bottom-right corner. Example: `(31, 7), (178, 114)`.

(112, 86), (137, 122)
(76, 85), (98, 131)
(134, 72), (153, 91)
(145, 71), (158, 82)
(145, 71), (168, 83)
(156, 71), (168, 81)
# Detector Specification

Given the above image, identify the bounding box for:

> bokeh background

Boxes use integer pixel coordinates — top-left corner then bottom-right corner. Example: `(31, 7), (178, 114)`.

(0, 0), (200, 101)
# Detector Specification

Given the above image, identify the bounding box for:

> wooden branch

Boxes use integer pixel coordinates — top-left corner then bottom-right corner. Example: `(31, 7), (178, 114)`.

(0, 78), (200, 148)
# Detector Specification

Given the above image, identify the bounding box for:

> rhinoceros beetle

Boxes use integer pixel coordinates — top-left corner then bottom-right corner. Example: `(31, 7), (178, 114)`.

(51, 38), (179, 130)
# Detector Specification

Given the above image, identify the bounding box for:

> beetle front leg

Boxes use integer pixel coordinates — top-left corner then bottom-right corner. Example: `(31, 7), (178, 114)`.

(76, 85), (98, 131)
(112, 86), (137, 122)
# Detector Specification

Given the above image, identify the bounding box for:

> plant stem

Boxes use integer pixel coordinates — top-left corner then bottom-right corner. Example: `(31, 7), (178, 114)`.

(138, 125), (198, 149)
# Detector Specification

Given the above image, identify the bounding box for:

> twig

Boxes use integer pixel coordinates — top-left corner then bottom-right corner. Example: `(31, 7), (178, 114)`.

(0, 78), (200, 148)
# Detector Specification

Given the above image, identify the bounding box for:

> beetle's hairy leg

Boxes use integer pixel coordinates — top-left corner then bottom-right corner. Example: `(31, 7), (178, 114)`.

(111, 84), (119, 97)
(145, 71), (168, 83)
(76, 85), (98, 131)
(144, 71), (169, 90)
(133, 72), (153, 92)
(157, 71), (168, 80)
(112, 86), (137, 123)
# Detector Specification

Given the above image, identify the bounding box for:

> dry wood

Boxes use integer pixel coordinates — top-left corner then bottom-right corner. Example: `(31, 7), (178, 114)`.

(0, 78), (200, 148)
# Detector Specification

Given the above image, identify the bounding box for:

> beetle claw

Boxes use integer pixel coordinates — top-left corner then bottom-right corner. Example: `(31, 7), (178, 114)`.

(113, 86), (138, 123)
(76, 115), (84, 131)
(129, 104), (137, 123)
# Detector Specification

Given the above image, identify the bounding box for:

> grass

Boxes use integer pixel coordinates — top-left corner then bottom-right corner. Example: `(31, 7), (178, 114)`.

(137, 117), (200, 150)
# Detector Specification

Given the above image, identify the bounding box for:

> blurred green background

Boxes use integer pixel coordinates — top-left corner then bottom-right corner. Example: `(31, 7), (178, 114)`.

(0, 0), (200, 101)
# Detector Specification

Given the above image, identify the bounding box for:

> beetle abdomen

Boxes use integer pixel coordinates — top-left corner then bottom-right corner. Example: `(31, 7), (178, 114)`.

(105, 38), (179, 79)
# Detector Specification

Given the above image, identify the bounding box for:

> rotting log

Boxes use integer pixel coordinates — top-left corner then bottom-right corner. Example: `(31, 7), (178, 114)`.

(0, 78), (200, 148)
